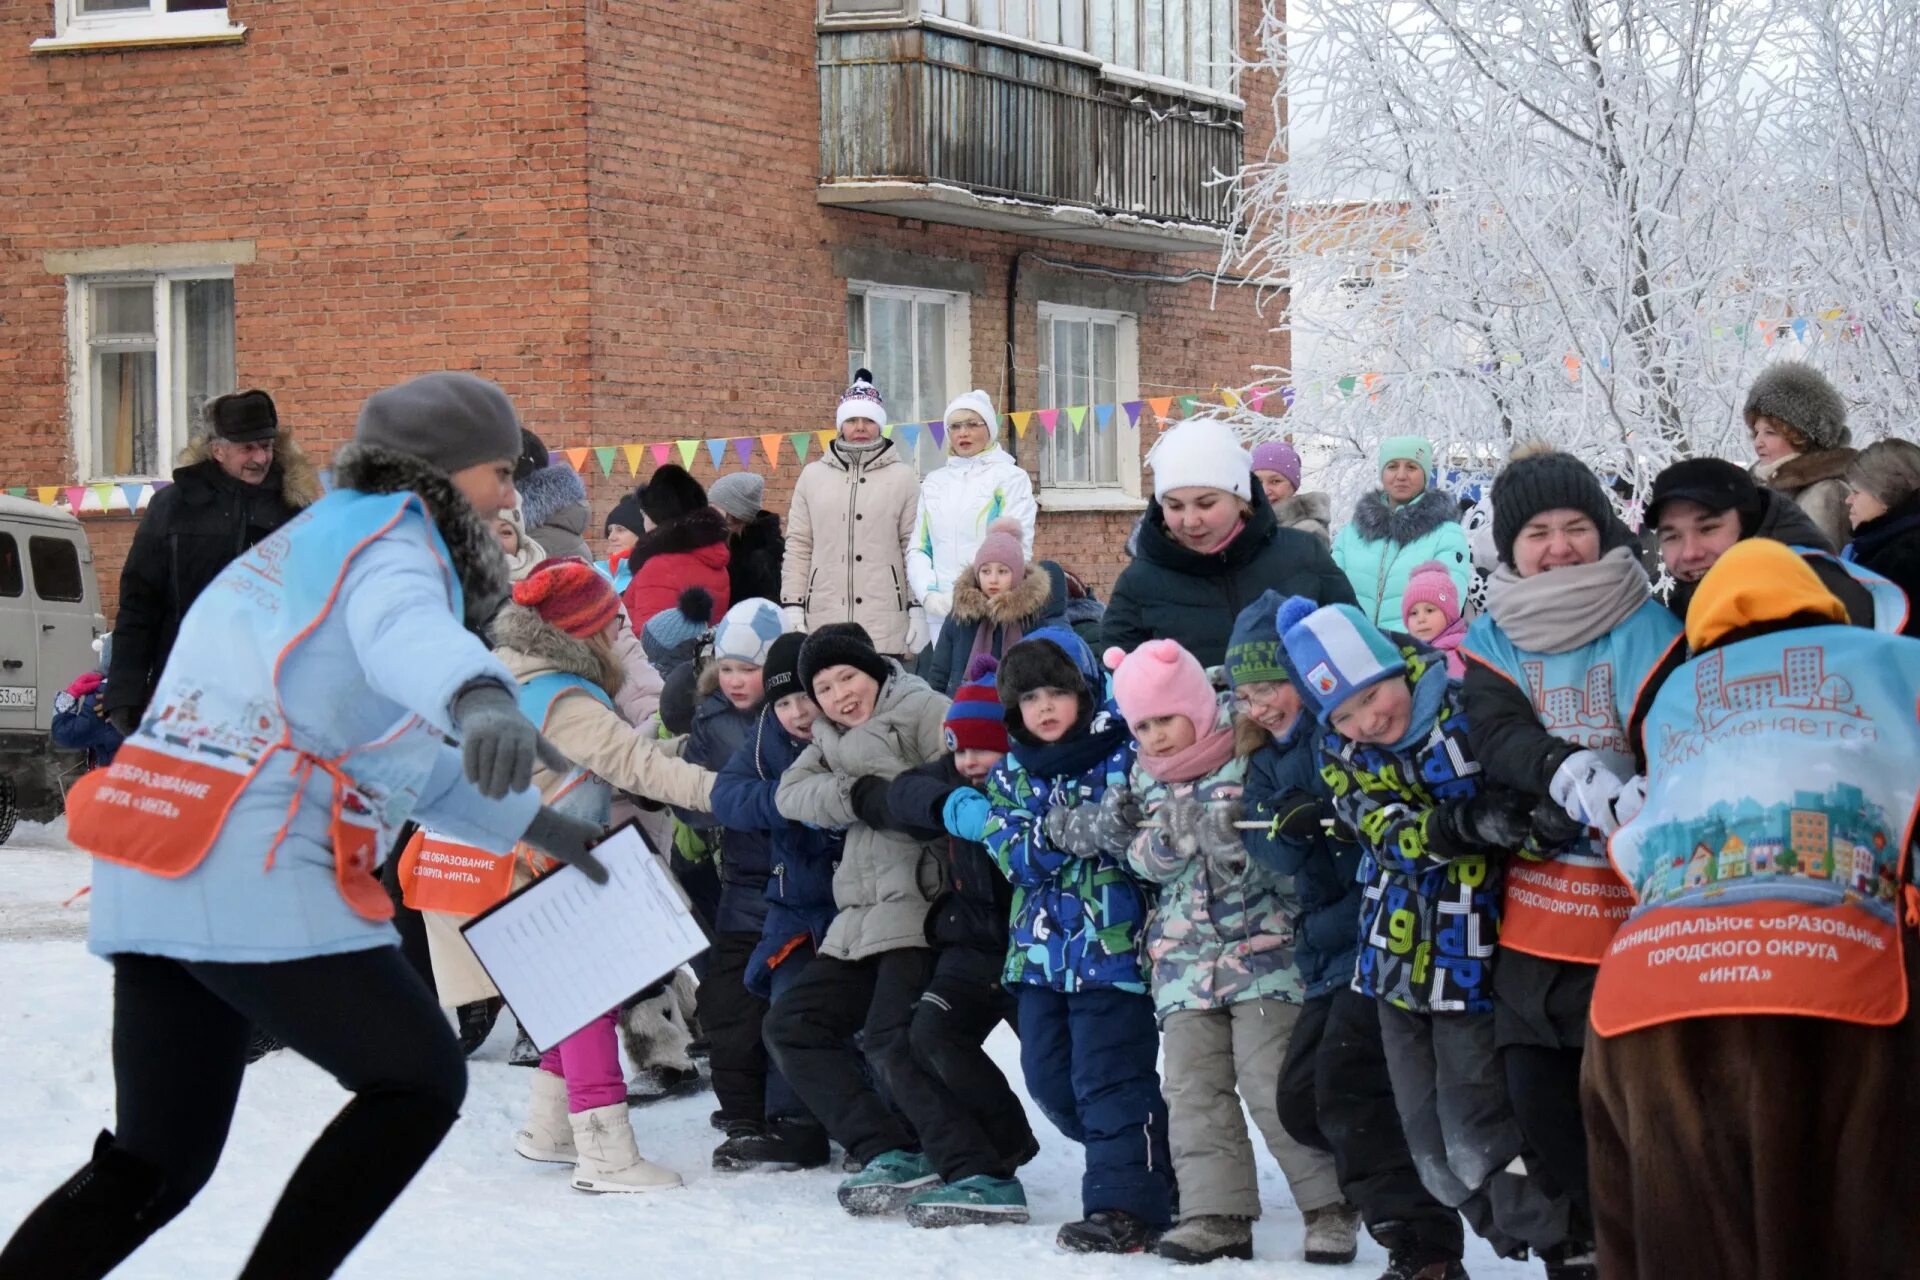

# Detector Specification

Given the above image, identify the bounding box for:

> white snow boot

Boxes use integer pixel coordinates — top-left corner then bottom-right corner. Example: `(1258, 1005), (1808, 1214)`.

(513, 1070), (576, 1165)
(567, 1103), (683, 1193)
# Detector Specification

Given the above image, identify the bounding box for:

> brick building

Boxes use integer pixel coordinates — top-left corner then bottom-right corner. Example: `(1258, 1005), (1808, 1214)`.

(3, 0), (1284, 619)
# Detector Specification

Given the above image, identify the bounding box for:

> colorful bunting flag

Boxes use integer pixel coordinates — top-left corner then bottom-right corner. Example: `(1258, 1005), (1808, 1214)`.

(733, 438), (754, 468)
(706, 438), (728, 470)
(622, 445), (645, 475)
(788, 432), (814, 462)
(760, 434), (784, 467)
(593, 446), (617, 477)
(1176, 395), (1199, 418)
(564, 447), (590, 472)
(652, 442), (673, 467)
(64, 487), (84, 511)
(1036, 409), (1060, 436)
(1066, 406), (1088, 432)
(1146, 397), (1174, 422)
(1280, 387), (1296, 408)
(929, 420), (946, 448)
(815, 430), (836, 452)
(90, 484), (114, 510)
(1123, 401), (1144, 426)
(1095, 404), (1114, 431)
(1010, 412), (1033, 437)
(1222, 389), (1242, 410)
(1337, 376), (1357, 397)
(120, 484), (144, 511)
(37, 487), (57, 506)
(677, 439), (699, 469)
(897, 424), (920, 452)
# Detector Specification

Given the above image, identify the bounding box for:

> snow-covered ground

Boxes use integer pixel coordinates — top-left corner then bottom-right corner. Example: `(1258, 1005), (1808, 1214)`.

(0, 823), (1533, 1279)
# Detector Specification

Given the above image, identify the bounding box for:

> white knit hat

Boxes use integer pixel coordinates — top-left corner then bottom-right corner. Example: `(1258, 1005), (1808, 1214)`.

(713, 598), (785, 668)
(943, 389), (999, 438)
(1147, 418), (1252, 502)
(837, 368), (887, 431)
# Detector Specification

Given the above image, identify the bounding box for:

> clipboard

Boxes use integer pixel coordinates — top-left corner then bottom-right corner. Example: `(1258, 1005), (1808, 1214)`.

(460, 820), (710, 1054)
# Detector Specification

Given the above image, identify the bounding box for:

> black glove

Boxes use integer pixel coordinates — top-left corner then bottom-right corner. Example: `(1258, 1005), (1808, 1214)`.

(1433, 788), (1534, 855)
(107, 705), (140, 738)
(1527, 797), (1588, 853)
(1262, 790), (1329, 840)
(452, 682), (570, 801)
(849, 775), (894, 832)
(521, 807), (610, 884)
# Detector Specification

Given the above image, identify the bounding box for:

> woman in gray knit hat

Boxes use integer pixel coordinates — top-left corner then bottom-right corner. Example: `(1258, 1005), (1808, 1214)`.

(1, 372), (609, 1280)
(1743, 360), (1857, 550)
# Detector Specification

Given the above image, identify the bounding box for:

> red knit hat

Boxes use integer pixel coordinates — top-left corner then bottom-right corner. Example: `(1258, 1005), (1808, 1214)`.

(511, 561), (620, 638)
(944, 656), (1010, 754)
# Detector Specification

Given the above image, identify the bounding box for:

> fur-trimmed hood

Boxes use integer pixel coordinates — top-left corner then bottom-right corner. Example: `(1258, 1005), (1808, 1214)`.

(631, 505), (731, 570)
(175, 429), (324, 510)
(333, 443), (510, 630)
(1756, 447), (1857, 494)
(1347, 487), (1457, 547)
(1273, 491), (1331, 529)
(948, 559), (1058, 627)
(491, 604), (624, 698)
(517, 464), (589, 534)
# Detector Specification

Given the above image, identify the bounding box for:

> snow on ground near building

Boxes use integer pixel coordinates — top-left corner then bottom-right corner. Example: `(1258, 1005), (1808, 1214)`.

(0, 824), (1533, 1279)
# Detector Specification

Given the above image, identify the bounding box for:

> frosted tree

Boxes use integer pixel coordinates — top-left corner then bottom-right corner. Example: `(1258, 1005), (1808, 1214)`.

(1218, 0), (1920, 518)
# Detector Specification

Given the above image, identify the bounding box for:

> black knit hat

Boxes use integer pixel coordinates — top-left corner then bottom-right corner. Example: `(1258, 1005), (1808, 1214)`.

(761, 631), (809, 707)
(639, 464), (709, 527)
(798, 622), (888, 698)
(1489, 451), (1614, 567)
(515, 428), (550, 482)
(606, 489), (646, 535)
(206, 389), (278, 444)
(1643, 458), (1763, 533)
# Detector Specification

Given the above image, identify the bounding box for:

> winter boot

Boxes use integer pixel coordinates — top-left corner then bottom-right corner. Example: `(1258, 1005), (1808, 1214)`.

(1155, 1215), (1254, 1264)
(1543, 1243), (1599, 1280)
(904, 1175), (1030, 1228)
(508, 1022), (540, 1067)
(1377, 1249), (1470, 1280)
(512, 1070), (577, 1165)
(1303, 1202), (1364, 1265)
(1057, 1209), (1160, 1255)
(835, 1148), (939, 1216)
(566, 1104), (682, 1193)
(455, 998), (501, 1057)
(0, 1130), (179, 1280)
(712, 1118), (831, 1173)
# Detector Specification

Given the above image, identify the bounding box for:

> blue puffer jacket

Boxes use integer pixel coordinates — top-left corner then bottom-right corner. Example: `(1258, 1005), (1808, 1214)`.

(1242, 719), (1363, 1000)
(713, 704), (844, 997)
(680, 675), (761, 931)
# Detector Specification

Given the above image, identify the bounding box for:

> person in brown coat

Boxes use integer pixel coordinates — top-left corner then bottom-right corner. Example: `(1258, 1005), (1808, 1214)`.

(1743, 359), (1856, 551)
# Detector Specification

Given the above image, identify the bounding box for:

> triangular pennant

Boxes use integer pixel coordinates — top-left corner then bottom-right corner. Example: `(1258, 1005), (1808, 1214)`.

(1280, 386), (1296, 408)
(120, 484), (145, 511)
(788, 432), (814, 462)
(816, 430), (836, 452)
(733, 438), (754, 468)
(563, 447), (590, 472)
(1066, 406), (1088, 432)
(759, 434), (784, 467)
(676, 439), (700, 469)
(593, 446), (618, 477)
(1146, 397), (1174, 422)
(1337, 376), (1357, 397)
(1176, 395), (1199, 418)
(1036, 409), (1061, 436)
(896, 424), (920, 452)
(91, 484), (114, 510)
(1563, 353), (1581, 380)
(1248, 389), (1267, 414)
(1123, 401), (1144, 426)
(928, 420), (946, 448)
(622, 444), (646, 475)
(64, 487), (85, 511)
(1095, 404), (1114, 431)
(880, 425), (894, 440)
(547, 451), (565, 469)
(37, 487), (59, 506)
(7, 487), (27, 499)
(1793, 317), (1810, 341)
(1361, 373), (1382, 393)
(1222, 389), (1242, 410)
(651, 442), (673, 467)
(706, 438), (728, 470)
(1010, 411), (1033, 437)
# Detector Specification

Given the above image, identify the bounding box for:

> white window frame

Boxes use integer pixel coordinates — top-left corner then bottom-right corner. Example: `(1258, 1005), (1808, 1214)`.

(35, 0), (244, 53)
(846, 281), (972, 477)
(1035, 301), (1143, 510)
(67, 266), (235, 484)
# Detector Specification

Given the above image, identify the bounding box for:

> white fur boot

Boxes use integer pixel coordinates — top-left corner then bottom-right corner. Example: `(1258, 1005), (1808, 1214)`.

(513, 1069), (576, 1165)
(568, 1103), (683, 1193)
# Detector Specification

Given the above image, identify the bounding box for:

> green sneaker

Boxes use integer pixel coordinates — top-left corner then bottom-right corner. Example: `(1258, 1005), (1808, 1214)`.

(905, 1175), (1030, 1228)
(836, 1149), (940, 1216)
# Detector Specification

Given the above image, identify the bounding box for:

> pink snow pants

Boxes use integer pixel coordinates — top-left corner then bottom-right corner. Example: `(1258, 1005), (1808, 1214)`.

(538, 1009), (625, 1112)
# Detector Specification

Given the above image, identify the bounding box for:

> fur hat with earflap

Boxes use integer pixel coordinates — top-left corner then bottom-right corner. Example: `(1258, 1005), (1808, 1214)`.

(1743, 361), (1850, 452)
(996, 626), (1103, 746)
(639, 464), (710, 528)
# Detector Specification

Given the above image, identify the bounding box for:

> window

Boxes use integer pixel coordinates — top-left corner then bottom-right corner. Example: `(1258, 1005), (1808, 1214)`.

(923, 0), (1238, 97)
(846, 283), (972, 476)
(42, 0), (239, 48)
(1036, 303), (1141, 500)
(28, 537), (84, 604)
(0, 536), (21, 599)
(70, 270), (234, 481)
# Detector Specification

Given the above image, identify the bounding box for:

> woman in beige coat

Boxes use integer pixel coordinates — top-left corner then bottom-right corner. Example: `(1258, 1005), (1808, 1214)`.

(780, 370), (926, 658)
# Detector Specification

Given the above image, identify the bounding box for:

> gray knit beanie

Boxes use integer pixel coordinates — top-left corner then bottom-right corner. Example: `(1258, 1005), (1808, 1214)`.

(354, 372), (525, 477)
(709, 472), (765, 523)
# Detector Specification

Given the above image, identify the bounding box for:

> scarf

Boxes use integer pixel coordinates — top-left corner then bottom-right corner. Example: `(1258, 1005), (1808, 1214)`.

(505, 533), (548, 582)
(1385, 654), (1452, 754)
(1137, 719), (1237, 784)
(967, 616), (1026, 680)
(1752, 453), (1801, 486)
(1010, 708), (1132, 781)
(1484, 546), (1651, 654)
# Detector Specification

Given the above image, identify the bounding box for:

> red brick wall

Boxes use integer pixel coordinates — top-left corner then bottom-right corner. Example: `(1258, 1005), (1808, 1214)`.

(8, 0), (1284, 617)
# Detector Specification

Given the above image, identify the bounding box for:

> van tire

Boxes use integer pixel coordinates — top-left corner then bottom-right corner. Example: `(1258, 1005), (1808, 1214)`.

(0, 774), (15, 847)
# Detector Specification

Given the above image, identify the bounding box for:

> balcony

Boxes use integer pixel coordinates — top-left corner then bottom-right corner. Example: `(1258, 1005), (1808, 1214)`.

(817, 24), (1243, 254)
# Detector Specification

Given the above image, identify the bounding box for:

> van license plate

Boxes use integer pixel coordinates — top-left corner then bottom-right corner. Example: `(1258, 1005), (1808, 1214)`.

(0, 687), (36, 709)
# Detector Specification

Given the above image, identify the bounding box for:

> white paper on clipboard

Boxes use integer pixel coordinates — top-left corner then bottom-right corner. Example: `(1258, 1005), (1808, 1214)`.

(461, 823), (709, 1053)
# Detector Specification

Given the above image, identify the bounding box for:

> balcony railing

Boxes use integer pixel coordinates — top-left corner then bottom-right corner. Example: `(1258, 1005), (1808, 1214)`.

(818, 26), (1242, 249)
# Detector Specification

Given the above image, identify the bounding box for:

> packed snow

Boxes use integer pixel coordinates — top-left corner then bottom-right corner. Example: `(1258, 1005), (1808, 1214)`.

(0, 823), (1532, 1279)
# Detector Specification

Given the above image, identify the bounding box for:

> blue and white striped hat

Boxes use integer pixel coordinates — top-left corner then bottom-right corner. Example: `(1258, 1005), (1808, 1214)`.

(1275, 596), (1407, 723)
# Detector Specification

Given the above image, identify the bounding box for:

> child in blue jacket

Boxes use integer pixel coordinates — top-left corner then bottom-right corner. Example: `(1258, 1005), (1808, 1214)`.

(1230, 591), (1462, 1279)
(983, 626), (1172, 1255)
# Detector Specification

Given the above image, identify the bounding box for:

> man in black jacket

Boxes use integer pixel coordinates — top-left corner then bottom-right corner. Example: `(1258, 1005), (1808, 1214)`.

(107, 390), (321, 735)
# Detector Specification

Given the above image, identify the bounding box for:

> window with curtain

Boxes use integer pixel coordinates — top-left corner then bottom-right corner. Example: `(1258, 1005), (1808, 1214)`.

(76, 272), (234, 481)
(924, 0), (1238, 97)
(846, 284), (968, 477)
(1036, 303), (1138, 493)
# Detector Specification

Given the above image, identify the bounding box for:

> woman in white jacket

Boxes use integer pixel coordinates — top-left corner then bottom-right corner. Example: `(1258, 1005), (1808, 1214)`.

(907, 390), (1037, 640)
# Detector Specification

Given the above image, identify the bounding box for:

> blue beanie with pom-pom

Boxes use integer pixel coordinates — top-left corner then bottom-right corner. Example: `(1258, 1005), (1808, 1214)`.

(1275, 596), (1406, 724)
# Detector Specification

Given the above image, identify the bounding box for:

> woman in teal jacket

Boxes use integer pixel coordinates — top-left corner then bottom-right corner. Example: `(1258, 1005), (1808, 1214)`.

(1333, 436), (1472, 626)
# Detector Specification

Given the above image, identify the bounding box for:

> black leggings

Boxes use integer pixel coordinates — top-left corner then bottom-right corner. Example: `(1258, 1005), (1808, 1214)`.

(0, 947), (465, 1280)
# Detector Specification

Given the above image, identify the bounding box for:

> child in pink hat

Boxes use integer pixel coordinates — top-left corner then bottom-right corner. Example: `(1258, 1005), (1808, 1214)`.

(1400, 559), (1467, 677)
